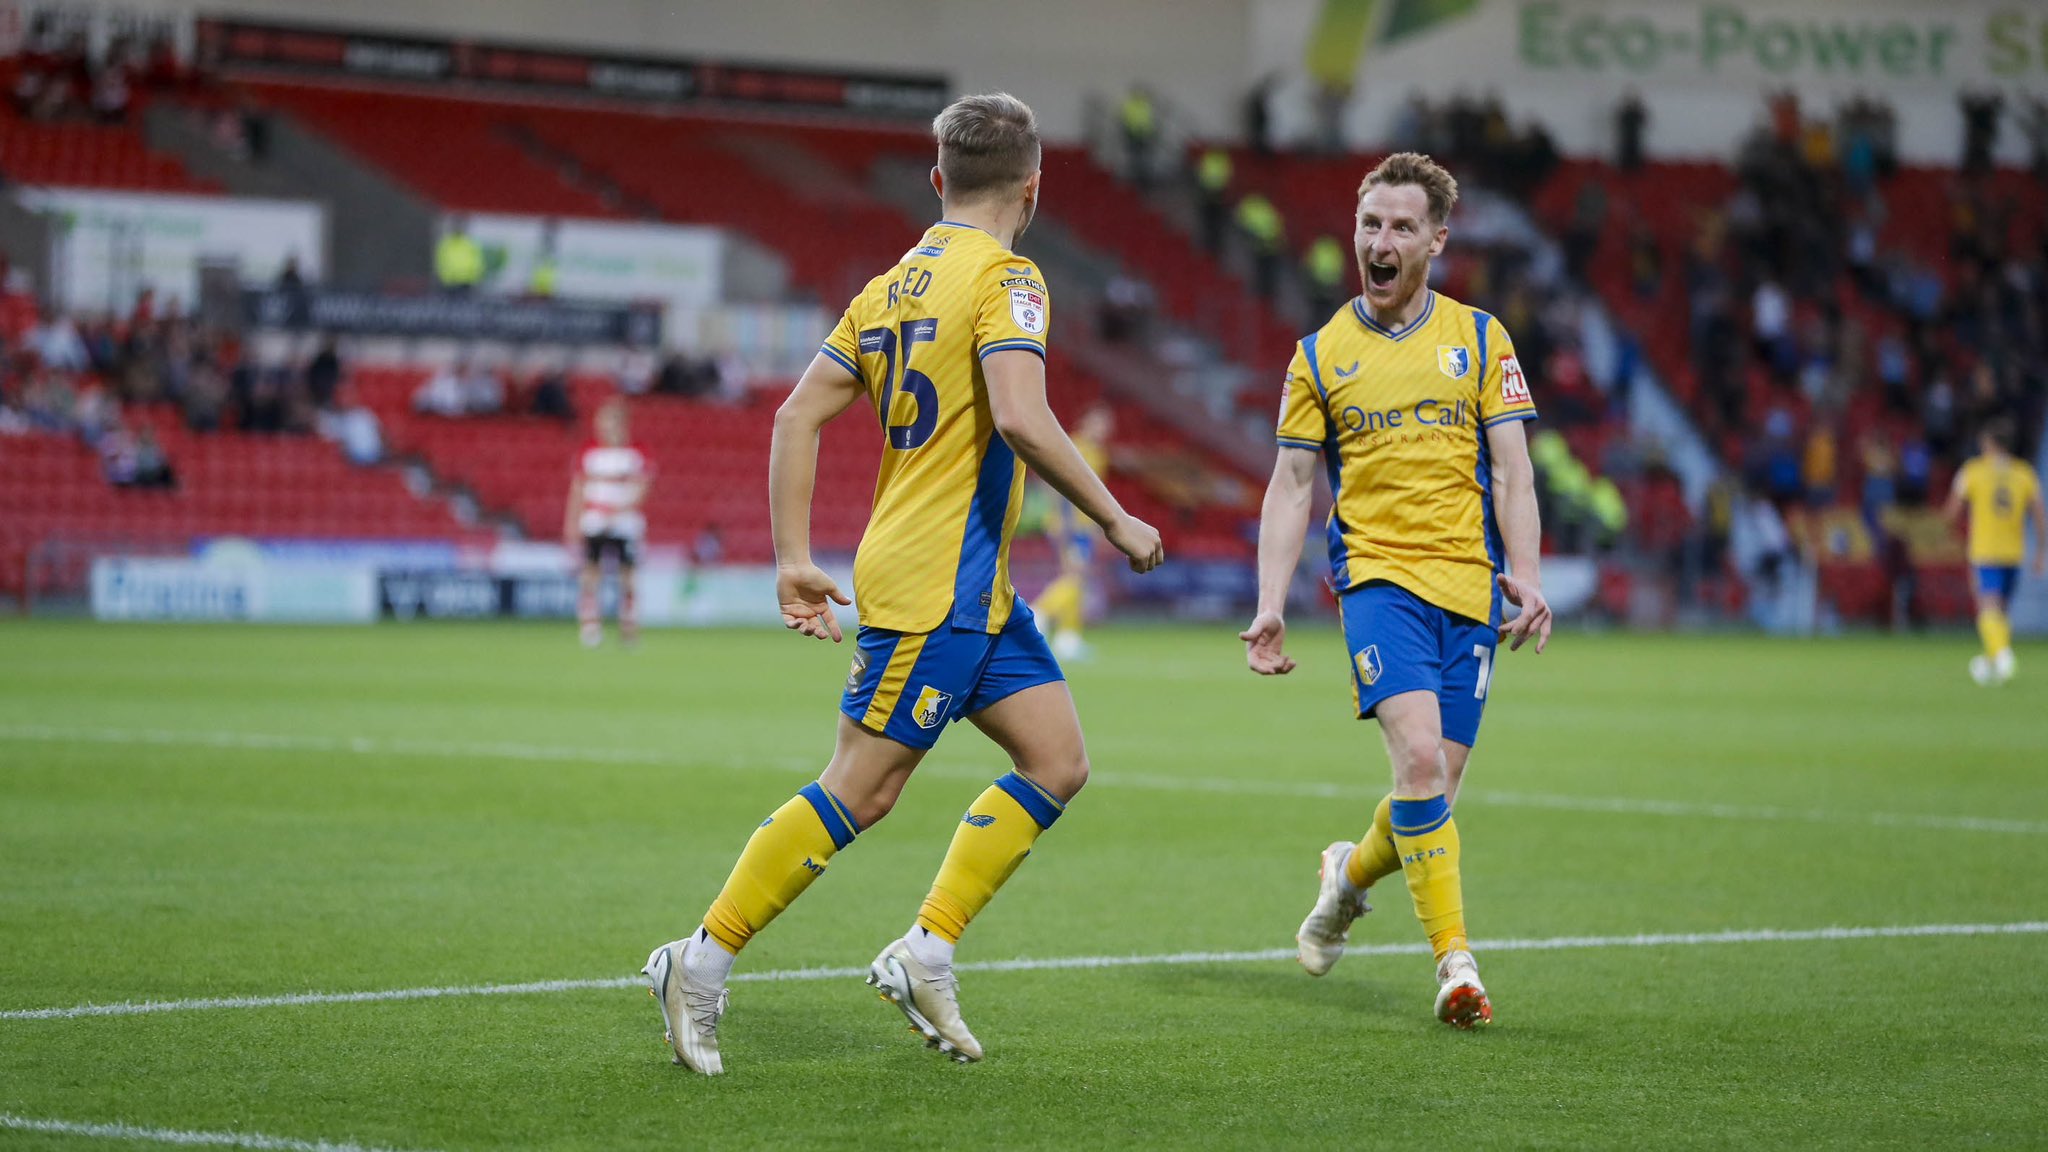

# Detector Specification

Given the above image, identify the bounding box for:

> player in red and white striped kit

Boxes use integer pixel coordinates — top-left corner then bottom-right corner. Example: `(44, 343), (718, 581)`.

(564, 398), (654, 647)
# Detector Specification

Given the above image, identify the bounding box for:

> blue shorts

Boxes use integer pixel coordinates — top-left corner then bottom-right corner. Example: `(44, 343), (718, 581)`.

(1976, 565), (2021, 602)
(1338, 581), (1498, 748)
(840, 601), (1064, 750)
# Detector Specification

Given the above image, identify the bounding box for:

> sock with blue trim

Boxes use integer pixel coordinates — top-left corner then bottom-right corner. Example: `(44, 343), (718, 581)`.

(915, 771), (1065, 945)
(1390, 794), (1467, 962)
(702, 781), (861, 954)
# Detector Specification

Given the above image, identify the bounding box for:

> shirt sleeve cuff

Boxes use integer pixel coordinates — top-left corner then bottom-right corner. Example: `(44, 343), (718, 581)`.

(977, 338), (1047, 361)
(1275, 436), (1323, 450)
(1482, 410), (1538, 428)
(819, 345), (861, 378)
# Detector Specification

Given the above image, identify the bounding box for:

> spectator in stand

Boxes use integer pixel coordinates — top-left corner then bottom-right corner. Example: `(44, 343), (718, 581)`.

(1119, 84), (1158, 190)
(1750, 278), (1793, 378)
(1860, 433), (1897, 530)
(317, 404), (383, 466)
(1234, 192), (1284, 301)
(531, 366), (576, 422)
(1759, 407), (1803, 502)
(183, 351), (227, 433)
(529, 220), (561, 298)
(1625, 215), (1662, 300)
(1194, 147), (1232, 253)
(304, 334), (341, 410)
(1098, 271), (1155, 343)
(1242, 74), (1275, 156)
(413, 362), (467, 417)
(1895, 433), (1932, 505)
(435, 217), (485, 294)
(32, 314), (90, 373)
(129, 426), (175, 489)
(1802, 422), (1838, 507)
(1960, 90), (2003, 174)
(89, 58), (131, 124)
(1303, 234), (1347, 321)
(2023, 96), (2048, 183)
(1614, 90), (1647, 172)
(462, 362), (505, 415)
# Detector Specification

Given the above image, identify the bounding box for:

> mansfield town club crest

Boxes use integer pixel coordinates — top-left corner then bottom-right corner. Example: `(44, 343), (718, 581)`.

(1354, 645), (1383, 686)
(912, 684), (954, 729)
(1438, 345), (1470, 379)
(845, 651), (869, 694)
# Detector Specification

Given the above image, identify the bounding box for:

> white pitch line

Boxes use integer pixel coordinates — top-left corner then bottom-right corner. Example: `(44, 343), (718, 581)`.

(0, 1112), (431, 1152)
(6, 921), (2043, 1024)
(5, 723), (2047, 837)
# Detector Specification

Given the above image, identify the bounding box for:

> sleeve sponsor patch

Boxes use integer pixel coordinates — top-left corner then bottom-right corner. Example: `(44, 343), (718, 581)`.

(1500, 354), (1531, 405)
(1010, 286), (1047, 335)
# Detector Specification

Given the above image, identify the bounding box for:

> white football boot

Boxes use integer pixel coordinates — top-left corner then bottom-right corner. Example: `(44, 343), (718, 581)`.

(642, 938), (728, 1074)
(866, 937), (983, 1063)
(1434, 949), (1493, 1029)
(1994, 648), (2016, 683)
(1296, 841), (1371, 976)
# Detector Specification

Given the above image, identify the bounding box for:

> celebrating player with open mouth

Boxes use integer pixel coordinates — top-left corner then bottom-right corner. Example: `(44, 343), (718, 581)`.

(641, 92), (1163, 1074)
(1240, 153), (1550, 1029)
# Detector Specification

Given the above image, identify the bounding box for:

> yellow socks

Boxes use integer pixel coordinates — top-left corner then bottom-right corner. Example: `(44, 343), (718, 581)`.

(1390, 794), (1467, 961)
(1038, 574), (1085, 637)
(1344, 793), (1403, 890)
(1978, 606), (2012, 659)
(916, 771), (1065, 943)
(702, 782), (861, 954)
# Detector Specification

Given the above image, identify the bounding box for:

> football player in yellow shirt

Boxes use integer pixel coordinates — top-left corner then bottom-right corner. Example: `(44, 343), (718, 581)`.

(641, 93), (1163, 1075)
(1241, 153), (1550, 1028)
(1943, 418), (2046, 685)
(1037, 404), (1114, 660)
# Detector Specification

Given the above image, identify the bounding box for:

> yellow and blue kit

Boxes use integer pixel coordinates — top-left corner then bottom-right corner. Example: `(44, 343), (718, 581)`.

(821, 220), (1065, 750)
(1277, 292), (1537, 746)
(1957, 455), (2040, 600)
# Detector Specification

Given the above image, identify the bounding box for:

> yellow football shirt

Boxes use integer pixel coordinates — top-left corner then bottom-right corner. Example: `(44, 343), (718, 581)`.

(1958, 455), (2040, 566)
(821, 221), (1050, 634)
(1276, 291), (1537, 624)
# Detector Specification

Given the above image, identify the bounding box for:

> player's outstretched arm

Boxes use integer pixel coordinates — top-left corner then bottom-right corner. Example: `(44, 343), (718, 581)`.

(562, 473), (583, 551)
(1941, 469), (1968, 524)
(2031, 488), (2048, 577)
(769, 352), (866, 641)
(984, 349), (1162, 573)
(1487, 418), (1551, 654)
(1241, 446), (1316, 675)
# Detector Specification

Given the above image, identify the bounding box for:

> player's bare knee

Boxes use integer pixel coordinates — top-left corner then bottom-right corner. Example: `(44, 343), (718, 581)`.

(1391, 739), (1445, 796)
(1019, 747), (1088, 804)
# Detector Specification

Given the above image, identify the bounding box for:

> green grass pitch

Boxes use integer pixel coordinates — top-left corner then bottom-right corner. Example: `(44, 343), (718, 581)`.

(2, 619), (2045, 1150)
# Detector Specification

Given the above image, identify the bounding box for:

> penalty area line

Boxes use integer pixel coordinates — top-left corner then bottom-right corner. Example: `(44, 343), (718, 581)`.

(6, 920), (2044, 1024)
(0, 1111), (433, 1152)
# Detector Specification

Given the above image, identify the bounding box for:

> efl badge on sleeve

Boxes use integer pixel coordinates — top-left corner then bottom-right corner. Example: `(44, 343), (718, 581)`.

(1500, 354), (1531, 405)
(1009, 287), (1047, 335)
(1437, 346), (1471, 379)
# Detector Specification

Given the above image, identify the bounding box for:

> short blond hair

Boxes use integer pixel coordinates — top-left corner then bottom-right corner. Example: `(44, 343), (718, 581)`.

(934, 92), (1040, 201)
(1359, 152), (1459, 224)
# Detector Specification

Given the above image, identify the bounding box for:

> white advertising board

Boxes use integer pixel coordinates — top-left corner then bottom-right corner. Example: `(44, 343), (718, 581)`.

(452, 214), (726, 319)
(17, 188), (325, 313)
(91, 556), (376, 622)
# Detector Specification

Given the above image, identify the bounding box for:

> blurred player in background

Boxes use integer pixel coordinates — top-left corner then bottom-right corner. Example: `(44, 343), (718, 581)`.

(642, 92), (1163, 1075)
(1944, 418), (2045, 685)
(1241, 153), (1549, 1029)
(563, 398), (652, 648)
(1036, 403), (1114, 660)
